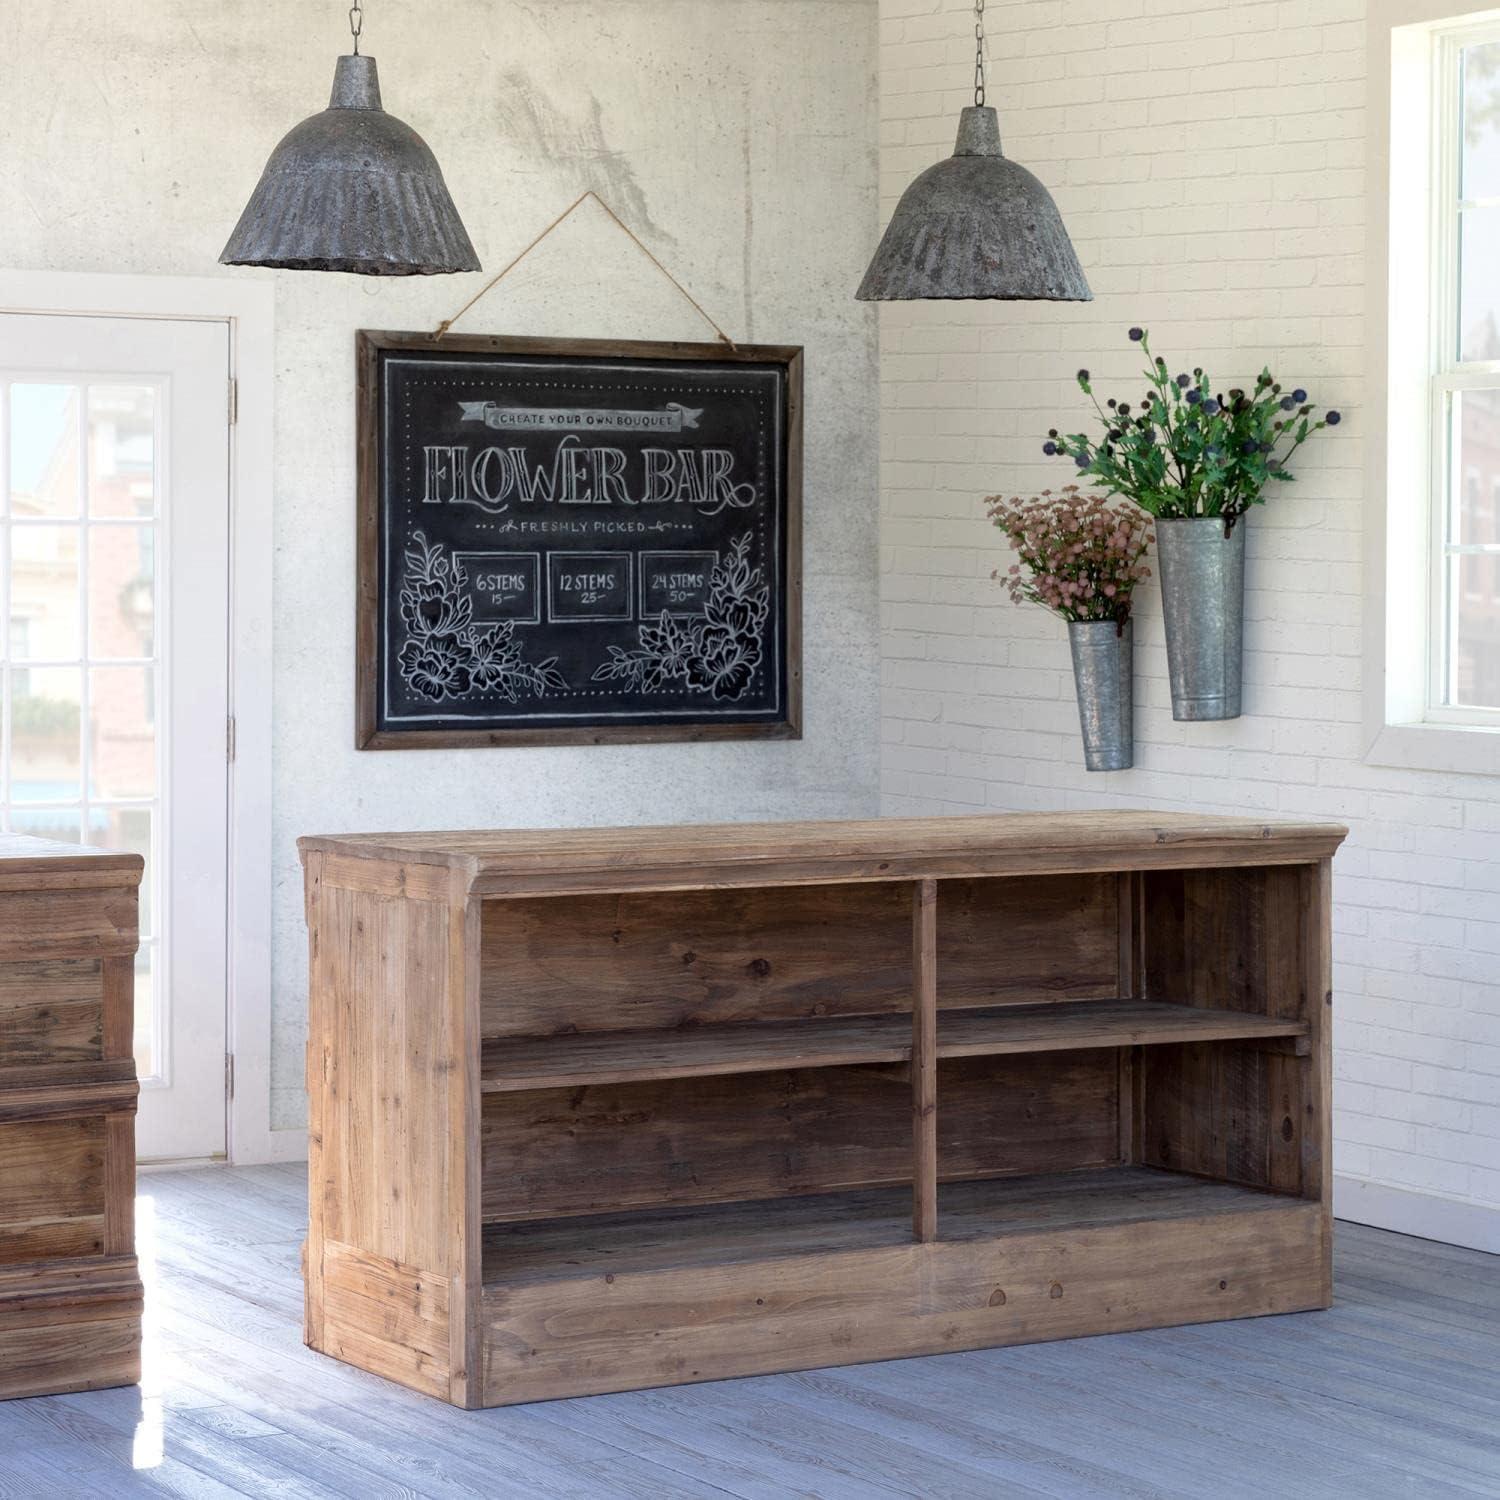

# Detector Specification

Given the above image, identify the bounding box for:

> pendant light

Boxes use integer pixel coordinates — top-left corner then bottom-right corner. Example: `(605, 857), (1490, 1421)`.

(221, 2), (480, 276)
(857, 0), (1090, 302)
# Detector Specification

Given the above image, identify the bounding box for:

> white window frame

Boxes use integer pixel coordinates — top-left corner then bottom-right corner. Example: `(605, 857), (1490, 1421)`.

(1367, 0), (1500, 774)
(0, 270), (281, 1163)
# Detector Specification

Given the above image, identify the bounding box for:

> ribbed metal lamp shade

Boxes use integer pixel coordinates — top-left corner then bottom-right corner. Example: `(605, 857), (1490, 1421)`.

(857, 106), (1090, 302)
(221, 55), (480, 276)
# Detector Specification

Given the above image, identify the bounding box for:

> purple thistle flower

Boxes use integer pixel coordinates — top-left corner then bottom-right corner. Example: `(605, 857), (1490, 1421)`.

(1129, 327), (1144, 341)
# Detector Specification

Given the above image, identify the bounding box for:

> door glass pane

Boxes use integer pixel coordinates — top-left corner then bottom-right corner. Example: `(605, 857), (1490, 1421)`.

(9, 385), (80, 517)
(88, 667), (156, 799)
(8, 807), (82, 842)
(1463, 41), (1500, 201)
(10, 524), (81, 660)
(88, 526), (155, 659)
(12, 666), (81, 802)
(133, 946), (155, 1080)
(1455, 552), (1500, 709)
(88, 387), (156, 519)
(97, 805), (152, 937)
(1459, 208), (1500, 361)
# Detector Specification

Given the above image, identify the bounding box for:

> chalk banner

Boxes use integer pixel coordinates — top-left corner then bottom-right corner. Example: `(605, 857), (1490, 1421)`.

(357, 332), (803, 748)
(458, 401), (703, 433)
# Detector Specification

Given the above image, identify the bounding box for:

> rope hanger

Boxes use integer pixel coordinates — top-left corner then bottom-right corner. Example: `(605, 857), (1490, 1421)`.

(433, 190), (737, 349)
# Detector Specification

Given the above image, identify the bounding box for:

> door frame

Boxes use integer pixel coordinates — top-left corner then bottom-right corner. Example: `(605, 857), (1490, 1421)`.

(0, 270), (282, 1165)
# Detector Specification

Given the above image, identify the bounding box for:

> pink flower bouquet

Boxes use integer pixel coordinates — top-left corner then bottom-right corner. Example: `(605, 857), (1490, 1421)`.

(985, 485), (1153, 632)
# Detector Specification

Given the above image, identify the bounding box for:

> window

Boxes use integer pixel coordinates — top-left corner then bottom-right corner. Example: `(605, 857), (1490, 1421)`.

(1377, 10), (1500, 764)
(1429, 24), (1500, 720)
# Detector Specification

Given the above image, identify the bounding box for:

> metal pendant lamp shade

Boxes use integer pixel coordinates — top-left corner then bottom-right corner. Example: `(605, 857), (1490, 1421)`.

(221, 53), (480, 276)
(857, 104), (1090, 302)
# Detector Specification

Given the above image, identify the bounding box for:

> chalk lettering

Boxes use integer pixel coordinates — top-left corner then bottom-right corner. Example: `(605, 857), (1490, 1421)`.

(423, 445), (469, 505)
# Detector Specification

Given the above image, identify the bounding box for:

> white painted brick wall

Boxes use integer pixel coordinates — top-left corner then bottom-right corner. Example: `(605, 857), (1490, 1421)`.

(878, 0), (1500, 1242)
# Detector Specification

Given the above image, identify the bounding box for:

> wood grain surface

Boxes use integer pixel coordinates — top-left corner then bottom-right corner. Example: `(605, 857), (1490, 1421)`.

(0, 836), (142, 1401)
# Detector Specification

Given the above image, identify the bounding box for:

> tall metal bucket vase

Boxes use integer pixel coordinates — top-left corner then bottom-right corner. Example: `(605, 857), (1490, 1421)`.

(1156, 516), (1245, 721)
(1067, 619), (1133, 771)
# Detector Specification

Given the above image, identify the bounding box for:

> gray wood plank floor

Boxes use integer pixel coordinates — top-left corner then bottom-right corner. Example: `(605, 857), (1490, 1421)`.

(1, 1163), (1497, 1499)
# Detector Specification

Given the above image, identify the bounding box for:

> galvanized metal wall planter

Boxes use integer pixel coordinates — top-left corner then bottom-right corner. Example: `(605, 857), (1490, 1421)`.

(1156, 517), (1245, 721)
(1068, 620), (1133, 771)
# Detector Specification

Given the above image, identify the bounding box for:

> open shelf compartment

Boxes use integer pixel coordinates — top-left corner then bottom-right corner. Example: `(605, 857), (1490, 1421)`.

(480, 998), (1308, 1092)
(481, 1165), (1307, 1286)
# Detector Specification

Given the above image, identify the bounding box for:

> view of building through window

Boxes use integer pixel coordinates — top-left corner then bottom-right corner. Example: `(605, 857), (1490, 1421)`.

(1447, 39), (1500, 710)
(3, 381), (160, 1075)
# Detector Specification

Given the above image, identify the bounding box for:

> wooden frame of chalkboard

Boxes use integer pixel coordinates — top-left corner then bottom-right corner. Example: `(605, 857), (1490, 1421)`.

(356, 331), (803, 749)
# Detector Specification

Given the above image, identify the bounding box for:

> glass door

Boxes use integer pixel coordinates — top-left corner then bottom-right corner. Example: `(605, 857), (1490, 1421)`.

(0, 314), (230, 1159)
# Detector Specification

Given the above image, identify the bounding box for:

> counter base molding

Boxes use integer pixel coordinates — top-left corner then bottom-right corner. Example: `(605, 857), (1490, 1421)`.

(299, 812), (1344, 1408)
(0, 835), (143, 1402)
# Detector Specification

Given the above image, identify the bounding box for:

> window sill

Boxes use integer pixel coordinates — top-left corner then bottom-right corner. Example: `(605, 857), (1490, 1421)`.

(1364, 720), (1500, 777)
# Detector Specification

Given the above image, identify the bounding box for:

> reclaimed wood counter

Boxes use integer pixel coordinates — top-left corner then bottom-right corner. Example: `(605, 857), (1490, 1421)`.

(0, 834), (143, 1401)
(300, 811), (1345, 1408)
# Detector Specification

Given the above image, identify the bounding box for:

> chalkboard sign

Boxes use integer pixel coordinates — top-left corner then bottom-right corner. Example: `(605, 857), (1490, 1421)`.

(356, 332), (802, 748)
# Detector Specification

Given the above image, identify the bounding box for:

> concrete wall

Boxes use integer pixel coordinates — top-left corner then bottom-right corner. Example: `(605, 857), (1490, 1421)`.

(0, 0), (881, 1135)
(878, 0), (1500, 1250)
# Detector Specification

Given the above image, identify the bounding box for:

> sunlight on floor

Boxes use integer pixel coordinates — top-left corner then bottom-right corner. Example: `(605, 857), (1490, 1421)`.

(133, 1193), (163, 1471)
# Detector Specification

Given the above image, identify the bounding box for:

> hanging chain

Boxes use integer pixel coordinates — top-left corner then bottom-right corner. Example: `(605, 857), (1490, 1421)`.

(349, 0), (364, 54)
(974, 0), (986, 107)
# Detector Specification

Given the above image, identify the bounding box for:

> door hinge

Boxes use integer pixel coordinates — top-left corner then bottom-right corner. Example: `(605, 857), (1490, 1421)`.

(228, 377), (239, 426)
(226, 714), (236, 763)
(225, 1053), (235, 1100)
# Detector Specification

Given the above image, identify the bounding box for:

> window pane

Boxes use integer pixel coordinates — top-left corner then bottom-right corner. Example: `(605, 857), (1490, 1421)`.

(1454, 552), (1500, 708)
(9, 385), (80, 517)
(88, 666), (156, 799)
(6, 807), (82, 842)
(95, 805), (152, 936)
(132, 945), (156, 1080)
(10, 524), (80, 660)
(1454, 389), (1500, 544)
(1463, 40), (1500, 200)
(88, 387), (156, 519)
(11, 666), (81, 802)
(1459, 207), (1500, 360)
(88, 526), (155, 659)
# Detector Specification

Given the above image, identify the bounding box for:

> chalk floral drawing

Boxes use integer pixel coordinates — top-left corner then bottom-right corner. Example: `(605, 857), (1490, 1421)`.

(397, 533), (566, 703)
(592, 533), (769, 702)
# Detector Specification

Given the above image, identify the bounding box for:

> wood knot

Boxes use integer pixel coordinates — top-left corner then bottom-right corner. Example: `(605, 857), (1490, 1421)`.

(1049, 1282), (1064, 1300)
(1218, 1279), (1228, 1290)
(748, 958), (772, 979)
(988, 1288), (1007, 1307)
(1281, 1116), (1295, 1142)
(681, 950), (697, 966)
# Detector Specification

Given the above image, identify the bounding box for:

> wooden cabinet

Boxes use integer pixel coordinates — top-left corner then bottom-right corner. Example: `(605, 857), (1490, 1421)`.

(299, 812), (1345, 1409)
(0, 835), (142, 1401)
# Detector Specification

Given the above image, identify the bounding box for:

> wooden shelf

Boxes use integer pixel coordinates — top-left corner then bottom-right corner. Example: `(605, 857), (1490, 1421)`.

(303, 814), (1340, 1406)
(479, 999), (1308, 1093)
(481, 1166), (1303, 1286)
